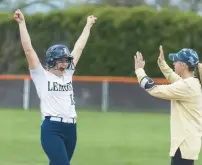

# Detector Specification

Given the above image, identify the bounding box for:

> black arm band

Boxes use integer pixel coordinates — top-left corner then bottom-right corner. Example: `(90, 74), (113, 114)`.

(140, 76), (156, 90)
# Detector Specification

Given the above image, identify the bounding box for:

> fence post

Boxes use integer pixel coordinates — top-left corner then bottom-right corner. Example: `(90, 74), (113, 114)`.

(101, 80), (109, 112)
(23, 79), (30, 111)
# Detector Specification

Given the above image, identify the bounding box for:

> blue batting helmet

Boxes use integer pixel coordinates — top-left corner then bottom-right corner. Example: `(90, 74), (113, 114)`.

(45, 44), (74, 69)
(169, 48), (199, 68)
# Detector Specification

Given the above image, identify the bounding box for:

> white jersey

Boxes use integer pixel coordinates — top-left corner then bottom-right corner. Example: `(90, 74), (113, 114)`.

(30, 63), (77, 120)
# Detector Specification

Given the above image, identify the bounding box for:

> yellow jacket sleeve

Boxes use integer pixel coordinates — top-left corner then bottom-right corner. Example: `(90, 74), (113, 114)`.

(158, 60), (181, 83)
(135, 68), (189, 101)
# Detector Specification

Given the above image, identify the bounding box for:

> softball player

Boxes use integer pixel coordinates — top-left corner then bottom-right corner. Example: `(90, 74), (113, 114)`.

(134, 46), (202, 165)
(14, 9), (96, 165)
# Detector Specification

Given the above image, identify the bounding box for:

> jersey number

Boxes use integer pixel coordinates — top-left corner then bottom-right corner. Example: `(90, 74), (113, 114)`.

(70, 94), (75, 105)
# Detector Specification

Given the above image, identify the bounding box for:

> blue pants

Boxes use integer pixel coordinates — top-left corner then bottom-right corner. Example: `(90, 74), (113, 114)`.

(41, 117), (77, 165)
(171, 148), (194, 165)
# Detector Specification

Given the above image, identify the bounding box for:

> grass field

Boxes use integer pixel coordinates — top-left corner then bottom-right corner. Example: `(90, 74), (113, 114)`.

(0, 109), (201, 165)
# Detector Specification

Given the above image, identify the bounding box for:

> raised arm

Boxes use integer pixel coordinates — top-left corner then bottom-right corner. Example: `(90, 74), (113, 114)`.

(135, 68), (189, 101)
(14, 9), (40, 70)
(158, 45), (181, 83)
(134, 52), (189, 101)
(71, 15), (97, 67)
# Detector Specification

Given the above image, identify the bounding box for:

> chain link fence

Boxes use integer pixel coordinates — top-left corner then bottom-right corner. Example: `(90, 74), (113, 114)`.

(0, 77), (170, 113)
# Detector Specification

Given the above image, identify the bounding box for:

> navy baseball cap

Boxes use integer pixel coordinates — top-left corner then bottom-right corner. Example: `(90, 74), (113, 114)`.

(169, 48), (199, 67)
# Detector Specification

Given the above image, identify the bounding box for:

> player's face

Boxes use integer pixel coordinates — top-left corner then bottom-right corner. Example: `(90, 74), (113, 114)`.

(55, 58), (69, 72)
(173, 61), (186, 75)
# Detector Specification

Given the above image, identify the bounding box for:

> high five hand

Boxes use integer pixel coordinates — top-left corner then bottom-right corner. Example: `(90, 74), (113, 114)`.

(134, 51), (145, 70)
(87, 15), (97, 26)
(13, 9), (25, 24)
(158, 45), (165, 63)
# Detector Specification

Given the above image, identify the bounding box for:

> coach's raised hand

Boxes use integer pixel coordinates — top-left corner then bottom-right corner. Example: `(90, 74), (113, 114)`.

(134, 51), (145, 71)
(158, 45), (165, 63)
(14, 9), (40, 70)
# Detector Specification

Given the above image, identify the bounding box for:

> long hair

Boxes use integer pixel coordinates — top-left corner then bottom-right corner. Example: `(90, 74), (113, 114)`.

(195, 63), (202, 85)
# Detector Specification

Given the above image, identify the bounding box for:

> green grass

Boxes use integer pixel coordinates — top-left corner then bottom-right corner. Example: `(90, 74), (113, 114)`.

(0, 109), (201, 165)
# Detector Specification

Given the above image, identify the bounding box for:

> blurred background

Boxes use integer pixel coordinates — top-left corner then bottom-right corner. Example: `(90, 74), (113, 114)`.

(0, 0), (202, 165)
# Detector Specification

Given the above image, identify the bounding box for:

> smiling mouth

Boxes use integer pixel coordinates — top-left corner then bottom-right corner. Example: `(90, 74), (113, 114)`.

(59, 67), (66, 71)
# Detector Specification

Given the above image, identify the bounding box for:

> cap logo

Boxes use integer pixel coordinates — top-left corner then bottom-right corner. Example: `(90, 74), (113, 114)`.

(63, 48), (68, 54)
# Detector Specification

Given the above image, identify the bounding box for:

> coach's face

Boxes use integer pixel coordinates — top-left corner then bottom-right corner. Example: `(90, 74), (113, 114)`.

(173, 61), (187, 76)
(55, 58), (69, 72)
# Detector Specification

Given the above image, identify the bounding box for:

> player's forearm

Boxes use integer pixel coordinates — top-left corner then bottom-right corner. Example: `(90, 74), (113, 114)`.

(71, 24), (92, 66)
(74, 24), (92, 50)
(18, 21), (39, 69)
(19, 21), (34, 53)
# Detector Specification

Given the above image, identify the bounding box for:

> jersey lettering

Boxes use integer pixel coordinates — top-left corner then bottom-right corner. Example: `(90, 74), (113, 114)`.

(48, 81), (73, 91)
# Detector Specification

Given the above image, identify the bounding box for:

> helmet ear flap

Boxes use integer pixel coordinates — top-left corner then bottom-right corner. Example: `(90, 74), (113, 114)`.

(67, 58), (75, 70)
(47, 58), (56, 68)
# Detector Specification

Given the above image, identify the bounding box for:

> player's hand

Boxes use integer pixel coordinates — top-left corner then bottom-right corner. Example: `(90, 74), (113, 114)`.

(13, 9), (25, 24)
(158, 45), (165, 63)
(134, 51), (145, 70)
(86, 15), (97, 26)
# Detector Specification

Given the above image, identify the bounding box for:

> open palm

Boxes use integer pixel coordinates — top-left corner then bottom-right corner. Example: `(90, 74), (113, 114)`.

(134, 51), (145, 70)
